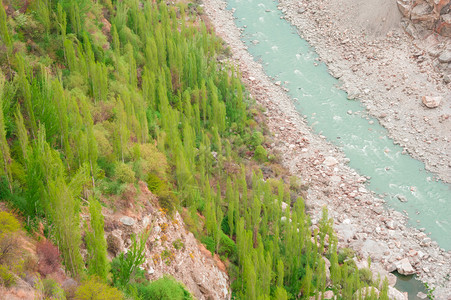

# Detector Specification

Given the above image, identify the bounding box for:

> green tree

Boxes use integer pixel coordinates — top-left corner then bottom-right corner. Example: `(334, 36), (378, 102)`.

(85, 198), (109, 280)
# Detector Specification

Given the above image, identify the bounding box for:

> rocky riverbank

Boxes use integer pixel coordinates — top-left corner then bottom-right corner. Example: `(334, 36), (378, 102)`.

(278, 0), (451, 184)
(202, 0), (451, 298)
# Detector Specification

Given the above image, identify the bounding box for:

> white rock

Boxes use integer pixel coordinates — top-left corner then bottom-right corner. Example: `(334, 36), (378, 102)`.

(120, 216), (135, 226)
(421, 96), (441, 108)
(388, 286), (408, 300)
(396, 258), (415, 275)
(323, 156), (338, 167)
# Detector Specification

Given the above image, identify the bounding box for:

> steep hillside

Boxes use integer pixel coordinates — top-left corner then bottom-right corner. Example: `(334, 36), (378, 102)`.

(0, 0), (396, 299)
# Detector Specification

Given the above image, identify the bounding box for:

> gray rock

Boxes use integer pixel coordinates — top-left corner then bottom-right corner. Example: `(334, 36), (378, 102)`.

(396, 194), (408, 202)
(438, 50), (451, 63)
(388, 286), (408, 300)
(323, 156), (338, 167)
(120, 216), (136, 226)
(396, 258), (415, 275)
(417, 291), (427, 299)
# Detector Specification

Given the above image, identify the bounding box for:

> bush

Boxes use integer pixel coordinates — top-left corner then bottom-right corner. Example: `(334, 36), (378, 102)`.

(42, 278), (65, 300)
(201, 236), (215, 255)
(158, 191), (178, 214)
(250, 131), (264, 148)
(0, 212), (21, 265)
(0, 211), (21, 236)
(338, 247), (355, 264)
(253, 145), (267, 163)
(115, 162), (135, 183)
(74, 277), (123, 300)
(218, 232), (237, 260)
(0, 265), (16, 287)
(36, 240), (61, 276)
(135, 276), (192, 300)
(358, 268), (373, 285)
(146, 173), (166, 195)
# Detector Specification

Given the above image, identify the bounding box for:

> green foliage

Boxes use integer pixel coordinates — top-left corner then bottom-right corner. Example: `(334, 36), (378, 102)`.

(75, 277), (123, 300)
(115, 162), (136, 183)
(147, 173), (166, 195)
(111, 229), (150, 287)
(42, 277), (66, 300)
(253, 145), (267, 163)
(0, 265), (15, 287)
(134, 276), (193, 300)
(85, 198), (109, 280)
(172, 239), (184, 250)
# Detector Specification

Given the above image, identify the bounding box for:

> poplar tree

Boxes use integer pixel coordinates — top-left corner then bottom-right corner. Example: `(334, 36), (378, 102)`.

(0, 73), (12, 190)
(85, 197), (109, 280)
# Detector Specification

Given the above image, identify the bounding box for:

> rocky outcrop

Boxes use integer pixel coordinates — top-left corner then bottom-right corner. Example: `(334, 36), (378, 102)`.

(102, 182), (230, 300)
(397, 0), (451, 36)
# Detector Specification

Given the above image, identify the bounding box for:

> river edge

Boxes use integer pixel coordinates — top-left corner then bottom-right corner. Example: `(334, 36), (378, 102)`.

(201, 0), (451, 298)
(277, 0), (451, 185)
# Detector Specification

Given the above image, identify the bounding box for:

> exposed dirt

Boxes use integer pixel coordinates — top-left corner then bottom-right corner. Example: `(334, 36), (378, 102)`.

(202, 0), (451, 298)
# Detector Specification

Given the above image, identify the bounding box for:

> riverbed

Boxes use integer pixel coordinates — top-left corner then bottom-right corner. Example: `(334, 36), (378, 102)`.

(202, 0), (451, 298)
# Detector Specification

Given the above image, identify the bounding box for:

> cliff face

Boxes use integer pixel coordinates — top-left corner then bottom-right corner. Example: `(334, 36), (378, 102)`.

(102, 182), (230, 300)
(397, 0), (451, 36)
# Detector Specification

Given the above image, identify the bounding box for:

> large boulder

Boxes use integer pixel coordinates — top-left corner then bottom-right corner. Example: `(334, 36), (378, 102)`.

(388, 286), (408, 300)
(396, 258), (416, 275)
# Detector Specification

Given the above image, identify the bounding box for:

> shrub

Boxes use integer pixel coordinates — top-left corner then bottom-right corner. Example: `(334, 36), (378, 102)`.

(338, 247), (355, 264)
(172, 239), (184, 250)
(146, 173), (166, 194)
(0, 211), (21, 236)
(158, 191), (178, 214)
(0, 265), (16, 287)
(107, 234), (121, 256)
(42, 278), (65, 300)
(74, 277), (123, 300)
(0, 212), (21, 265)
(135, 276), (192, 300)
(253, 145), (267, 163)
(250, 131), (264, 148)
(36, 240), (61, 276)
(115, 162), (135, 183)
(358, 268), (373, 285)
(201, 236), (215, 255)
(218, 232), (237, 260)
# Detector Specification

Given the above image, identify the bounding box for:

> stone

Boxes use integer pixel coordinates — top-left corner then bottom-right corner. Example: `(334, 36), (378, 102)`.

(120, 216), (135, 226)
(396, 258), (415, 275)
(411, 3), (437, 29)
(397, 0), (412, 18)
(437, 14), (451, 37)
(421, 96), (442, 108)
(323, 156), (338, 167)
(417, 291), (428, 299)
(438, 50), (451, 63)
(396, 194), (408, 202)
(389, 286), (408, 300)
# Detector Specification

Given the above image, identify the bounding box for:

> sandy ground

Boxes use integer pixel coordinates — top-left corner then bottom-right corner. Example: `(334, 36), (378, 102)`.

(202, 0), (451, 298)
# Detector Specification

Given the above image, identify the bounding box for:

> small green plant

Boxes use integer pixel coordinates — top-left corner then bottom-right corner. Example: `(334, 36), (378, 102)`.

(75, 277), (123, 300)
(172, 239), (184, 250)
(42, 278), (65, 300)
(0, 265), (15, 287)
(134, 276), (193, 300)
(253, 145), (267, 163)
(111, 229), (150, 287)
(115, 162), (136, 183)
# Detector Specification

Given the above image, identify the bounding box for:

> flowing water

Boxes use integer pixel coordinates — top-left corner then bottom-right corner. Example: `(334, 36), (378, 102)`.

(225, 0), (451, 251)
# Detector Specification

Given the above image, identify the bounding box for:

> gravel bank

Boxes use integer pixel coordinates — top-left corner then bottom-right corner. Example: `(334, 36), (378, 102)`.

(202, 0), (451, 298)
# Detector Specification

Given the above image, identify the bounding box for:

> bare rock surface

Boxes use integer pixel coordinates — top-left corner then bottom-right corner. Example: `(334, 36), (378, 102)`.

(202, 0), (451, 298)
(102, 182), (230, 300)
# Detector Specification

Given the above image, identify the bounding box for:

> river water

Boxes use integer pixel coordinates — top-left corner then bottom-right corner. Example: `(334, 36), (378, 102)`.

(225, 0), (451, 250)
